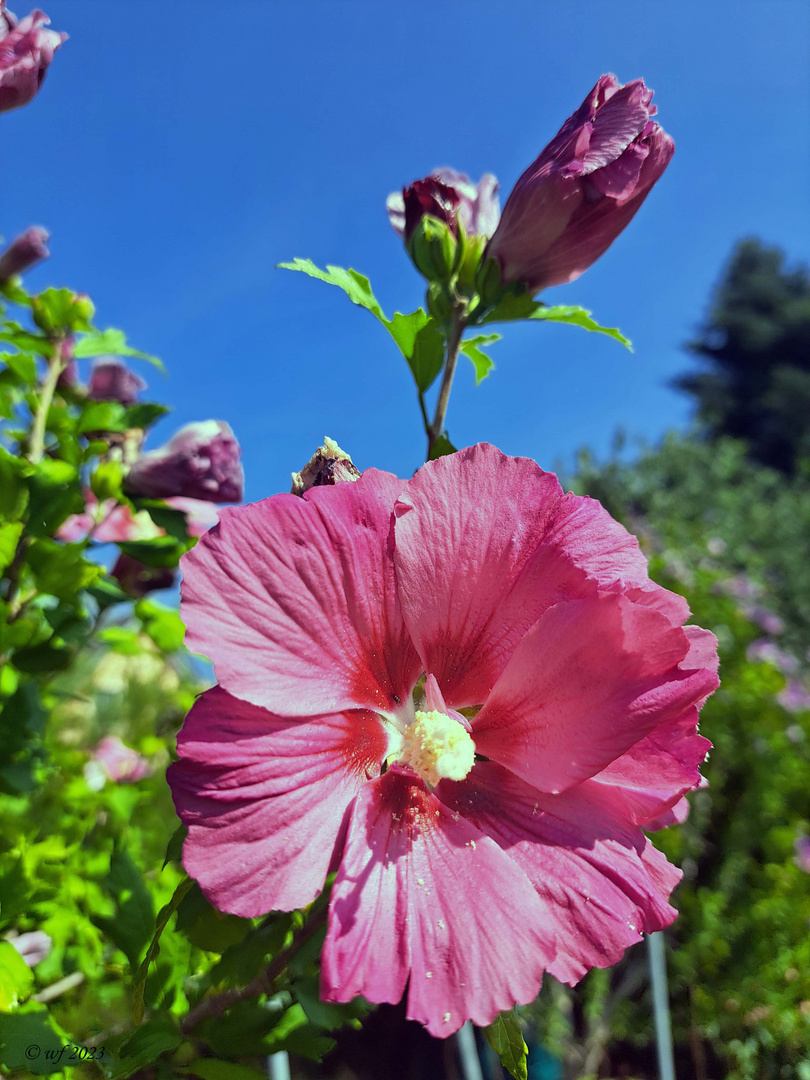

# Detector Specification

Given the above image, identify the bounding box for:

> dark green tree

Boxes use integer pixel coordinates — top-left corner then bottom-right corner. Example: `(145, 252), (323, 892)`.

(677, 239), (810, 472)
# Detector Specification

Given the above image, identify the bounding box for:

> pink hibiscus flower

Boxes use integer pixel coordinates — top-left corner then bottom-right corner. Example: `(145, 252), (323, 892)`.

(169, 443), (718, 1036)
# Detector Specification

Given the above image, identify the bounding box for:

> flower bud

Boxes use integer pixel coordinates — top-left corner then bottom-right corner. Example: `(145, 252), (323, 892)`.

(124, 421), (244, 504)
(0, 226), (49, 280)
(485, 74), (674, 294)
(88, 359), (146, 407)
(86, 735), (151, 786)
(291, 436), (360, 496)
(0, 3), (66, 114)
(408, 215), (457, 282)
(111, 554), (175, 599)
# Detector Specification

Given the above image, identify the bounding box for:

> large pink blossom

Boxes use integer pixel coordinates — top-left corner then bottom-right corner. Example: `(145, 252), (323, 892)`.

(169, 443), (718, 1036)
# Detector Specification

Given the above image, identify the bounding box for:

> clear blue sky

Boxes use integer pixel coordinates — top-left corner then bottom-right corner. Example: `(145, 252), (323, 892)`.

(4, 0), (809, 501)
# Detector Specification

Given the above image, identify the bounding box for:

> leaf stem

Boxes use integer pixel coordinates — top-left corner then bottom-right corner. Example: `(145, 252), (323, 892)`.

(179, 906), (328, 1035)
(28, 338), (66, 465)
(427, 308), (465, 459)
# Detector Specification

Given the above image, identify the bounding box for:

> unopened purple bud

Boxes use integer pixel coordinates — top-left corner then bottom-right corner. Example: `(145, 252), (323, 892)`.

(10, 930), (52, 967)
(111, 553), (175, 598)
(0, 225), (49, 280)
(485, 74), (674, 294)
(0, 4), (66, 114)
(291, 436), (360, 496)
(88, 359), (146, 407)
(124, 420), (244, 504)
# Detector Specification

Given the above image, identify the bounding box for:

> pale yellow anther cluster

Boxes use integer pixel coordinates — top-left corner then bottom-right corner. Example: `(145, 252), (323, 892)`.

(399, 709), (476, 786)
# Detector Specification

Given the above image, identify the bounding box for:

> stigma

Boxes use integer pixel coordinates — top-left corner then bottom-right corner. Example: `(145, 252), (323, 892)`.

(399, 709), (476, 786)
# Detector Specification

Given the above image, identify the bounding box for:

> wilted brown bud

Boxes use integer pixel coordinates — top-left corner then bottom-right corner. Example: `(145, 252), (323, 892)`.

(291, 436), (360, 496)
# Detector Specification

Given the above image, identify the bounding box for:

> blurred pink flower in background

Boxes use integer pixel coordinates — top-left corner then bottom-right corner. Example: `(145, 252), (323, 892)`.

(0, 1), (65, 113)
(169, 443), (718, 1036)
(84, 735), (150, 790)
(0, 225), (49, 280)
(124, 421), (244, 504)
(777, 680), (810, 715)
(746, 639), (798, 674)
(9, 930), (52, 967)
(794, 836), (810, 874)
(485, 74), (674, 294)
(87, 359), (147, 407)
(387, 169), (500, 242)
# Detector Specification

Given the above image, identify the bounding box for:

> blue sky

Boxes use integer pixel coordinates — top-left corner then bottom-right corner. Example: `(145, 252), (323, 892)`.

(4, 0), (809, 501)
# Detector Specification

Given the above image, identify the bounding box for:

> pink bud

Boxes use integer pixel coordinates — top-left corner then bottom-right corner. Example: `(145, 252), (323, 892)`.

(387, 169), (500, 242)
(0, 3), (66, 114)
(0, 225), (49, 280)
(9, 930), (52, 967)
(89, 735), (151, 784)
(485, 75), (674, 294)
(88, 359), (146, 407)
(124, 421), (244, 504)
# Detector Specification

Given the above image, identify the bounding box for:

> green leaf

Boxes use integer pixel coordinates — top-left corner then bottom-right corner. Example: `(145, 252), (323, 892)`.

(133, 877), (194, 1026)
(72, 328), (164, 371)
(483, 1009), (528, 1080)
(26, 458), (83, 537)
(460, 333), (500, 384)
(0, 446), (28, 520)
(163, 824), (187, 869)
(477, 287), (540, 324)
(2, 351), (37, 384)
(97, 626), (143, 655)
(11, 641), (73, 674)
(0, 1005), (70, 1075)
(383, 309), (445, 392)
(175, 883), (252, 953)
(278, 258), (385, 321)
(0, 521), (23, 574)
(529, 304), (632, 349)
(87, 576), (129, 609)
(124, 402), (171, 429)
(78, 400), (128, 434)
(28, 539), (104, 600)
(93, 849), (156, 969)
(182, 1062), (269, 1080)
(0, 941), (34, 1009)
(428, 433), (457, 461)
(117, 535), (193, 568)
(90, 460), (125, 501)
(0, 324), (53, 358)
(110, 1017), (182, 1080)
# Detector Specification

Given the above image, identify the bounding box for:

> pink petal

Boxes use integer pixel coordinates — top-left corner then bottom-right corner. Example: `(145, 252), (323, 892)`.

(180, 470), (421, 718)
(394, 444), (649, 707)
(590, 707), (711, 826)
(322, 768), (556, 1036)
(168, 686), (389, 917)
(472, 592), (719, 793)
(576, 80), (652, 175)
(438, 761), (681, 984)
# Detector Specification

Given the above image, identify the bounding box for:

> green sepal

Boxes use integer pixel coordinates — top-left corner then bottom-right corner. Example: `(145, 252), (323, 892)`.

(483, 1009), (528, 1080)
(408, 216), (457, 282)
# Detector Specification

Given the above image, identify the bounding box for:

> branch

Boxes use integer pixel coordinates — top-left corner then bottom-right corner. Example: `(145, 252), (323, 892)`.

(180, 906), (328, 1034)
(427, 309), (465, 458)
